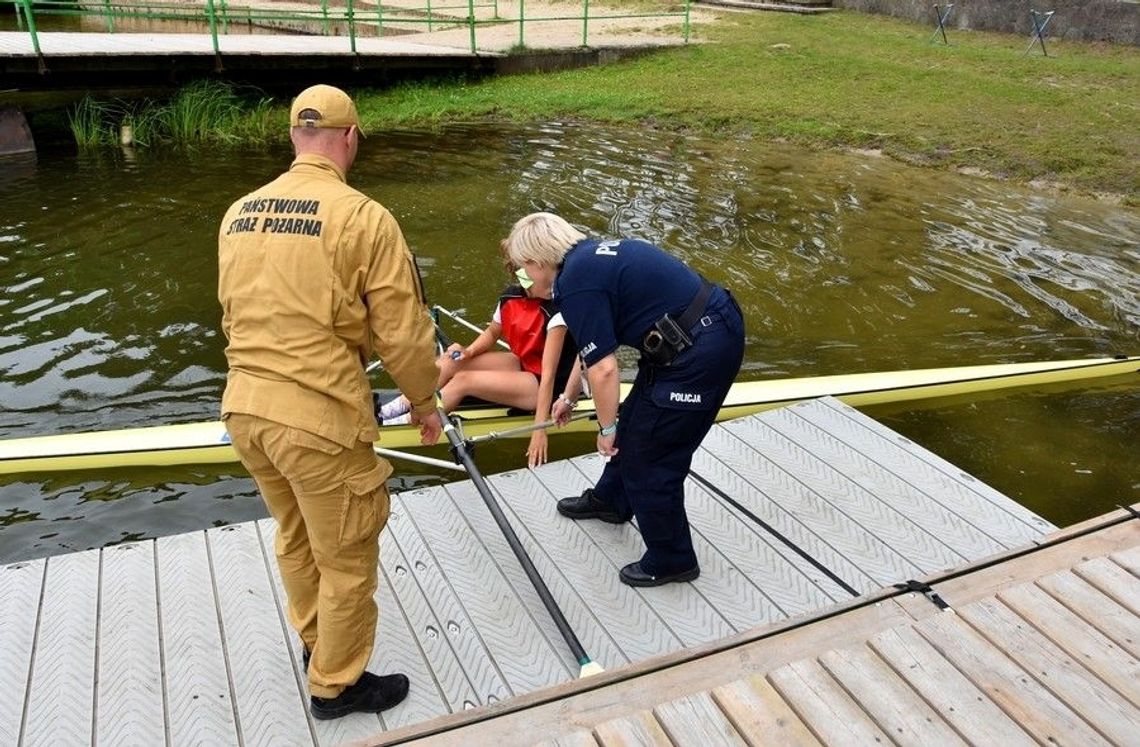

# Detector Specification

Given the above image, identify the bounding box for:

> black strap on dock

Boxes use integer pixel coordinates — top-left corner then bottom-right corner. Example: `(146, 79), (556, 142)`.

(688, 470), (861, 597)
(893, 579), (951, 611)
(1121, 504), (1140, 520)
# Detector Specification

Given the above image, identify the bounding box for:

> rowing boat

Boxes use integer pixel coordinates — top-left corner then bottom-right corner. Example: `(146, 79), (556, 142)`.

(1, 356), (1135, 476)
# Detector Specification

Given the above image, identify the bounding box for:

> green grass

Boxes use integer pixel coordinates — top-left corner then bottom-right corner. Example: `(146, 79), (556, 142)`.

(71, 11), (1139, 199)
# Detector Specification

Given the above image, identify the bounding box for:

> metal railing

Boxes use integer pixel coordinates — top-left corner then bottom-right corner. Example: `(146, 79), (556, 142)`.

(12, 0), (692, 56)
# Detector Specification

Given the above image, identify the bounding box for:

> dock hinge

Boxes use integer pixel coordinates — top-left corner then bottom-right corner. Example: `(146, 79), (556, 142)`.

(894, 579), (952, 612)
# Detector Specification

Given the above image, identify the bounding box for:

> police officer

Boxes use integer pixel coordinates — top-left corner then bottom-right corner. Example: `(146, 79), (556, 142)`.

(504, 212), (745, 587)
(218, 84), (442, 719)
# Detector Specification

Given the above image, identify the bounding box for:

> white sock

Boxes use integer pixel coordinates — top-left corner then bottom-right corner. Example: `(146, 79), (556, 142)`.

(382, 412), (412, 426)
(379, 397), (411, 420)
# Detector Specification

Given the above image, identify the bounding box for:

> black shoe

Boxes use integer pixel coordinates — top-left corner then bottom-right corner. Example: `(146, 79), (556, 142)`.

(619, 561), (700, 587)
(310, 672), (410, 720)
(557, 489), (625, 523)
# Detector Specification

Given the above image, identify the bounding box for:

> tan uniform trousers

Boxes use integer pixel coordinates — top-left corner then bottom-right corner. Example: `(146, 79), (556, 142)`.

(225, 413), (391, 699)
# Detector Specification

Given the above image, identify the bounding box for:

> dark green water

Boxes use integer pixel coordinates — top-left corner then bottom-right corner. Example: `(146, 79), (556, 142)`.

(1, 123), (1137, 564)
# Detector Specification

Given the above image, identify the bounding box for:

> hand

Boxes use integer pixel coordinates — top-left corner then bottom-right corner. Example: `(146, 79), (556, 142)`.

(412, 410), (443, 446)
(551, 398), (573, 426)
(446, 342), (464, 360)
(526, 431), (548, 468)
(597, 431), (618, 458)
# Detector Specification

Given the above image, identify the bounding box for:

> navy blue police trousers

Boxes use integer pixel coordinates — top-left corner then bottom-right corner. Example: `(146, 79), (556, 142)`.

(593, 288), (745, 576)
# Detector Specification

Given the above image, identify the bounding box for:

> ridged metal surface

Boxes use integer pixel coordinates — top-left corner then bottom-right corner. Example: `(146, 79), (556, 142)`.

(6, 398), (1057, 745)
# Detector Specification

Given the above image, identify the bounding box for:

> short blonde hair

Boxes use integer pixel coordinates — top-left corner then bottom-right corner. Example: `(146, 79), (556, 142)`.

(505, 213), (586, 268)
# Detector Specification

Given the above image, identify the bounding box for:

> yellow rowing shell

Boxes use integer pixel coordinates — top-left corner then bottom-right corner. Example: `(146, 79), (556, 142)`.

(1, 356), (1136, 476)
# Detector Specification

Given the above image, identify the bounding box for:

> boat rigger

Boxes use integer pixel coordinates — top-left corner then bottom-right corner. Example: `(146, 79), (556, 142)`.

(0, 356), (1135, 476)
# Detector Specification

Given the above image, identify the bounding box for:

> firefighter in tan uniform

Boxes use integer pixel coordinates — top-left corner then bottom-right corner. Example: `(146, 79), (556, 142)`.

(218, 84), (442, 720)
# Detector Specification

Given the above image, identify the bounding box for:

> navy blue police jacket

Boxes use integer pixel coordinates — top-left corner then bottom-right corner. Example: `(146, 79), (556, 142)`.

(554, 238), (703, 367)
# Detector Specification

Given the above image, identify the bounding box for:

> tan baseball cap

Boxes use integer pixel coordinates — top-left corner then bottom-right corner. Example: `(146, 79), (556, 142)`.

(289, 84), (364, 135)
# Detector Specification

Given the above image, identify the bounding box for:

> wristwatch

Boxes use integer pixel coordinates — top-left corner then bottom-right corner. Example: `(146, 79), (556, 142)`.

(598, 421), (618, 437)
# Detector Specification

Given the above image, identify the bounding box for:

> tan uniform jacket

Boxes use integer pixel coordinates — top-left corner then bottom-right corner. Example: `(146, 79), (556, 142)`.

(218, 153), (438, 448)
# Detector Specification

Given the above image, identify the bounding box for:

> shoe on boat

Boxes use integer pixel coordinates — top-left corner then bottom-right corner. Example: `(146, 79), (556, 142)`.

(310, 671), (410, 720)
(557, 489), (625, 523)
(619, 561), (699, 587)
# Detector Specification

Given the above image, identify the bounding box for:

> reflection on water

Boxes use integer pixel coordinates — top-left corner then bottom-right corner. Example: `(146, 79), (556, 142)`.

(1, 123), (1137, 563)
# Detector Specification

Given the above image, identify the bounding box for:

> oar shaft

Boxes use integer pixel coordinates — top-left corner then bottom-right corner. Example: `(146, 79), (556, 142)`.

(439, 411), (590, 666)
(467, 411), (596, 445)
(374, 446), (465, 472)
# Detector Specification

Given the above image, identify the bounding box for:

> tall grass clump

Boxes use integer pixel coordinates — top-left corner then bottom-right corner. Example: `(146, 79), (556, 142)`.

(68, 96), (114, 148)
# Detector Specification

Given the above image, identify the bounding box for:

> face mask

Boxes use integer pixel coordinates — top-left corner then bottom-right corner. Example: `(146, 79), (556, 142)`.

(515, 267), (535, 290)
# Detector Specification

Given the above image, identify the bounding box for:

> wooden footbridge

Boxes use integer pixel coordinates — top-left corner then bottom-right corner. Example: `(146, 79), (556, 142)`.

(2, 397), (1137, 745)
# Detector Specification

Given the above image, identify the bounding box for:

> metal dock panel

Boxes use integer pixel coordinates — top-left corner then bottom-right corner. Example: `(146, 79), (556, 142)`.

(817, 643), (966, 745)
(719, 416), (932, 583)
(22, 549), (99, 746)
(481, 465), (669, 667)
(97, 541), (164, 746)
(547, 455), (738, 650)
(767, 401), (1002, 563)
(444, 474), (627, 671)
(209, 523), (314, 746)
(686, 448), (854, 610)
(867, 626), (1037, 746)
(816, 398), (1055, 540)
(0, 558), (43, 745)
(157, 530), (239, 747)
(698, 425), (889, 593)
(379, 507), (483, 712)
(402, 480), (571, 694)
(385, 493), (511, 706)
(956, 597), (1140, 744)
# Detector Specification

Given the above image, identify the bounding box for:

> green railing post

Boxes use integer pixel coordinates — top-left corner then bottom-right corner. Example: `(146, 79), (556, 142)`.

(347, 0), (356, 53)
(581, 0), (588, 47)
(376, 0), (383, 38)
(220, 0), (229, 34)
(467, 0), (476, 52)
(426, 0), (433, 33)
(18, 0), (43, 68)
(14, 0), (24, 31)
(517, 0), (524, 48)
(320, 0), (329, 34)
(204, 0), (221, 57)
(102, 0), (116, 32)
(683, 0), (690, 43)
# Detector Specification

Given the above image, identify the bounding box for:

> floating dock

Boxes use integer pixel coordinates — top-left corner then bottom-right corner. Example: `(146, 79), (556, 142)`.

(6, 396), (1130, 746)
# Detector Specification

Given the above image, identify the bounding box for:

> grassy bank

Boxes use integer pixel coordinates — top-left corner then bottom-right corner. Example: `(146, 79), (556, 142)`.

(348, 11), (1138, 200)
(69, 10), (1139, 200)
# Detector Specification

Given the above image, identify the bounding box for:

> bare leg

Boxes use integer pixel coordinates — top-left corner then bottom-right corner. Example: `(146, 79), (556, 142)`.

(440, 369), (540, 412)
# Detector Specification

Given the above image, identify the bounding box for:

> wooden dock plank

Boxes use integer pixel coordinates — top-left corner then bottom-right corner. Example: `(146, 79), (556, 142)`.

(96, 541), (164, 746)
(915, 611), (1111, 746)
(209, 523), (314, 746)
(1111, 544), (1140, 576)
(998, 583), (1140, 708)
(956, 596), (1140, 745)
(818, 642), (966, 746)
(766, 658), (892, 745)
(1036, 570), (1140, 658)
(157, 531), (240, 747)
(868, 625), (1037, 747)
(652, 690), (748, 746)
(0, 558), (43, 745)
(1073, 555), (1140, 616)
(22, 550), (99, 747)
(710, 675), (821, 747)
(593, 709), (672, 746)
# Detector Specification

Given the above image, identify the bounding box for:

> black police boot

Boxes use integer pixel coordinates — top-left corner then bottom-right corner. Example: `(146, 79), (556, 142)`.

(557, 489), (625, 523)
(619, 561), (700, 587)
(310, 671), (410, 720)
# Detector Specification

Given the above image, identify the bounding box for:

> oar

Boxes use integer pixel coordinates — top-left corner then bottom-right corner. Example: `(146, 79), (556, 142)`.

(373, 446), (465, 472)
(437, 404), (604, 678)
(466, 411), (596, 445)
(432, 304), (511, 350)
